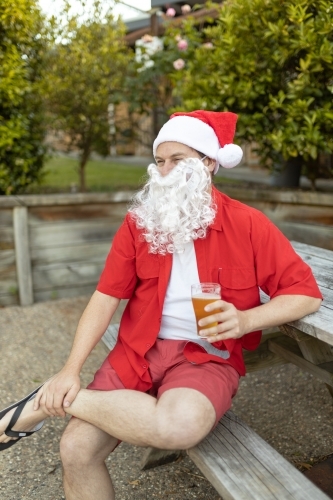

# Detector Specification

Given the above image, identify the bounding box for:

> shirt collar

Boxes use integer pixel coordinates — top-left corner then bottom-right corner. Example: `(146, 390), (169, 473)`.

(209, 185), (223, 231)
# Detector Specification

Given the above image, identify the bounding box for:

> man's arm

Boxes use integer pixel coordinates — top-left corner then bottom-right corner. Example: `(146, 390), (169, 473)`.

(198, 295), (322, 341)
(34, 290), (120, 416)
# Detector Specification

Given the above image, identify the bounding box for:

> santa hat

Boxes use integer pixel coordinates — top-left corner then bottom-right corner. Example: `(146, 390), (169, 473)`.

(153, 110), (243, 174)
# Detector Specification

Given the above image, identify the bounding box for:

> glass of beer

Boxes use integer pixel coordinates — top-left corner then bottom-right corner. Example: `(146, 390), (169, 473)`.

(191, 283), (221, 338)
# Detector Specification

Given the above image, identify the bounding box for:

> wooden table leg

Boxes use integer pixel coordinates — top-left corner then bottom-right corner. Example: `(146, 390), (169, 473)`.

(278, 324), (333, 399)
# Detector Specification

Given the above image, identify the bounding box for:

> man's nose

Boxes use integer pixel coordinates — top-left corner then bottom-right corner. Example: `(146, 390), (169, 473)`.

(160, 160), (175, 177)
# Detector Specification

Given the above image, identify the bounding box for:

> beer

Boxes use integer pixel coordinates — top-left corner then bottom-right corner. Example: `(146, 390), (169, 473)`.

(191, 282), (221, 337)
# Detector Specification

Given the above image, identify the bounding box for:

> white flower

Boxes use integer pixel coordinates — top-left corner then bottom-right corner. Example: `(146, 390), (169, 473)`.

(181, 4), (192, 14)
(173, 58), (185, 70)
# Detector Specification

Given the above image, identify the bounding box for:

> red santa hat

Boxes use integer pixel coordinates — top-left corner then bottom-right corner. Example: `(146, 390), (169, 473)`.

(153, 110), (243, 174)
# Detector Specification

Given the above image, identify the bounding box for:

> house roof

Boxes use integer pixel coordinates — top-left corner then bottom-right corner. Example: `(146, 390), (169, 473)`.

(151, 0), (207, 7)
(124, 6), (220, 45)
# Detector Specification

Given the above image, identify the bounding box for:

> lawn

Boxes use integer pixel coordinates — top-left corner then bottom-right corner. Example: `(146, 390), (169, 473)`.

(28, 156), (149, 193)
(27, 155), (242, 193)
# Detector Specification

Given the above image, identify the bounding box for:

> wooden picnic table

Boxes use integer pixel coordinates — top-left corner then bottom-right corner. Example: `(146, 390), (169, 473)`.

(267, 241), (333, 397)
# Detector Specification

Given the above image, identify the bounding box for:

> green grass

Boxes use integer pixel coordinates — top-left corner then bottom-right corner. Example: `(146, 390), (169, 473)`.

(28, 156), (149, 193)
(26, 155), (242, 194)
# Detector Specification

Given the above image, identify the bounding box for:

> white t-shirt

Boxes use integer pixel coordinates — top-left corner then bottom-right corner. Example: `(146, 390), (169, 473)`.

(158, 241), (199, 341)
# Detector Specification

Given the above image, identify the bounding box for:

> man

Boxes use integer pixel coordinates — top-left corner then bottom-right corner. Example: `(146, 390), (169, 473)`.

(0, 111), (322, 499)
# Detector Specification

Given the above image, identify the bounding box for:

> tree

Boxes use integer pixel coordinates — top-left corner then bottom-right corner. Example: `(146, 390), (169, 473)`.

(44, 1), (131, 192)
(0, 0), (47, 195)
(171, 0), (333, 188)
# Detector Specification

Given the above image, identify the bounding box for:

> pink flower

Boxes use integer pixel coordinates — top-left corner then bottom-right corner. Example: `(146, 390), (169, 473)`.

(141, 34), (153, 43)
(181, 4), (191, 14)
(202, 42), (214, 49)
(166, 7), (176, 17)
(173, 58), (185, 70)
(177, 39), (188, 51)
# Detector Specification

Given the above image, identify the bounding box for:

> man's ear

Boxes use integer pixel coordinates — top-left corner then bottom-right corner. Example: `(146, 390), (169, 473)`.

(206, 157), (217, 173)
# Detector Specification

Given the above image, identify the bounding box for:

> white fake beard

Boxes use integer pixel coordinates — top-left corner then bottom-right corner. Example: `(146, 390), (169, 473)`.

(129, 157), (216, 254)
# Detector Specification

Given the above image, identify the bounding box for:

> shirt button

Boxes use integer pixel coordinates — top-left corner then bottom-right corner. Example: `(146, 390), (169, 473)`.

(146, 343), (151, 348)
(142, 364), (147, 369)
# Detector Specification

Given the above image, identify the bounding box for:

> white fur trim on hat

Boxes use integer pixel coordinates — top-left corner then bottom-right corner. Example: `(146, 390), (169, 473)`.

(217, 144), (243, 169)
(153, 116), (220, 159)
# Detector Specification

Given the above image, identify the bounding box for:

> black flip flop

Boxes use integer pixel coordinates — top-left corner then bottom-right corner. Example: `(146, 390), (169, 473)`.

(0, 385), (44, 451)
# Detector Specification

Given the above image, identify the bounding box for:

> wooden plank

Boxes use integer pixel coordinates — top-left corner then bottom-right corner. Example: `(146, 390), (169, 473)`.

(34, 283), (96, 302)
(290, 253), (333, 290)
(13, 207), (33, 306)
(32, 259), (105, 290)
(279, 323), (333, 399)
(0, 249), (16, 273)
(285, 308), (333, 346)
(292, 241), (333, 263)
(0, 207), (13, 226)
(0, 294), (19, 306)
(29, 220), (120, 248)
(0, 225), (14, 250)
(279, 325), (333, 363)
(0, 191), (134, 208)
(30, 241), (111, 265)
(243, 330), (288, 373)
(276, 221), (333, 251)
(188, 411), (329, 500)
(101, 323), (119, 350)
(0, 272), (18, 295)
(1, 186), (332, 208)
(28, 203), (127, 223)
(221, 186), (333, 207)
(242, 200), (333, 226)
(140, 447), (183, 470)
(0, 250), (18, 302)
(268, 336), (333, 387)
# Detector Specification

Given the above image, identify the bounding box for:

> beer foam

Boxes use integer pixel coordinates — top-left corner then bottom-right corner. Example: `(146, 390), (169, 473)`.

(192, 293), (220, 300)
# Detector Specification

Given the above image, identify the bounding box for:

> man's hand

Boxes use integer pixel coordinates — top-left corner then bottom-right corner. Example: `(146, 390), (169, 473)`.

(198, 300), (247, 342)
(33, 370), (81, 417)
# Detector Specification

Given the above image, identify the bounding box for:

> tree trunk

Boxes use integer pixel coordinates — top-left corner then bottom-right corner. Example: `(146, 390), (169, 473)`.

(78, 146), (91, 192)
(270, 156), (303, 188)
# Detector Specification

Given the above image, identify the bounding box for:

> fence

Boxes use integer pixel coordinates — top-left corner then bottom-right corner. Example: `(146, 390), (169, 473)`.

(1, 187), (332, 307)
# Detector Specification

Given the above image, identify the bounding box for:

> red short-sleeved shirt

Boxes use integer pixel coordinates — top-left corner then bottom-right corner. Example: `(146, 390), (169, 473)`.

(97, 187), (322, 391)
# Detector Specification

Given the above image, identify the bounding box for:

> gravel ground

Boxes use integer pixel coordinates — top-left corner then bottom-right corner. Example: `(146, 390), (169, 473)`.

(1, 297), (333, 499)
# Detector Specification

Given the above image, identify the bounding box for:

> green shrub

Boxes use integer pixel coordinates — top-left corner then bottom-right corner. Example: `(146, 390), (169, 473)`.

(0, 0), (46, 195)
(171, 0), (333, 186)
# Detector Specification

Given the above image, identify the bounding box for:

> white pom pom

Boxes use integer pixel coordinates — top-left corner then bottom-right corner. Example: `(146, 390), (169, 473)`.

(217, 144), (243, 169)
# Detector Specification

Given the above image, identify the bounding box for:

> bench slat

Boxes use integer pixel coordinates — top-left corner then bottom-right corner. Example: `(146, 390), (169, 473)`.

(188, 411), (329, 500)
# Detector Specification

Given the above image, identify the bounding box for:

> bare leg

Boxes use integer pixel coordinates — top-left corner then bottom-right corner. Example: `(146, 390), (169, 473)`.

(64, 387), (216, 450)
(61, 418), (118, 500)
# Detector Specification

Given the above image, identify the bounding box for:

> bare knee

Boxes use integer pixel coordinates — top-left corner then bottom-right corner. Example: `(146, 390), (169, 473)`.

(60, 423), (91, 469)
(155, 407), (215, 450)
(60, 419), (117, 469)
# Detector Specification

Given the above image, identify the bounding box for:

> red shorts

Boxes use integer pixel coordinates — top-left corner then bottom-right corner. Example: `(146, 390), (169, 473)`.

(87, 339), (239, 426)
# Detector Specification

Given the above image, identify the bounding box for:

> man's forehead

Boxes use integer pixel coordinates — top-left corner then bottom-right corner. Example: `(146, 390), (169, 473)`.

(155, 142), (197, 157)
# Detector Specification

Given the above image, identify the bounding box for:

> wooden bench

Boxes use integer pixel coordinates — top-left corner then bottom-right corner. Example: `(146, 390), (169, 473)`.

(100, 240), (333, 499)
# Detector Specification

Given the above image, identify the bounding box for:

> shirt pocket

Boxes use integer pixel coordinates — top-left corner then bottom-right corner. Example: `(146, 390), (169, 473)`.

(136, 258), (160, 279)
(212, 267), (258, 309)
